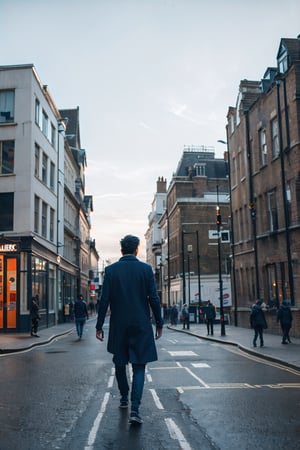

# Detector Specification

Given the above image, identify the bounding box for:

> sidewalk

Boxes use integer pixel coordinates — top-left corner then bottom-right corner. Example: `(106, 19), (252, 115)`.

(167, 323), (300, 371)
(0, 322), (76, 355)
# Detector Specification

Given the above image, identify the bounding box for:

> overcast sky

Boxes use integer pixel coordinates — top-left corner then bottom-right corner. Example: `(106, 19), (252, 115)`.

(2, 0), (300, 262)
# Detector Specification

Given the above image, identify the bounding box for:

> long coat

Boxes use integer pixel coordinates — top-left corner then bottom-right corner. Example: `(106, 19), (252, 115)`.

(96, 255), (163, 365)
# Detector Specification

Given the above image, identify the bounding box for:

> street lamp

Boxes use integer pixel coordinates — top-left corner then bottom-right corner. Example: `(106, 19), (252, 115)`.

(216, 185), (225, 336)
(218, 139), (238, 327)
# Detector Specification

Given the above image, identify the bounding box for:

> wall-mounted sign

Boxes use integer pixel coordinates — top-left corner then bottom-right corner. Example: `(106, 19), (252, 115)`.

(0, 243), (18, 252)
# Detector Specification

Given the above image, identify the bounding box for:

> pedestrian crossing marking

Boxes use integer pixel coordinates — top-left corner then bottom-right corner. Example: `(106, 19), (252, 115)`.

(168, 351), (198, 356)
(191, 363), (210, 368)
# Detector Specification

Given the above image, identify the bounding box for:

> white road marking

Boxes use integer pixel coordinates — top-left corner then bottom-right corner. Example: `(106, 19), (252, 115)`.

(85, 391), (110, 450)
(176, 362), (210, 388)
(168, 350), (198, 356)
(176, 383), (300, 391)
(192, 362), (210, 368)
(149, 388), (164, 409)
(165, 417), (192, 450)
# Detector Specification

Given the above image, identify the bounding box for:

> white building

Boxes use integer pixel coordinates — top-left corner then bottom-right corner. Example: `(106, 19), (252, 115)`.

(0, 64), (97, 332)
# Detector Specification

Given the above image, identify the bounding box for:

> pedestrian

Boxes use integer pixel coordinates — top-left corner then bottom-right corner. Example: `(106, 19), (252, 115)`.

(204, 300), (216, 335)
(96, 235), (163, 425)
(30, 296), (41, 337)
(180, 303), (189, 329)
(170, 303), (179, 326)
(277, 299), (293, 344)
(250, 299), (268, 347)
(74, 294), (89, 339)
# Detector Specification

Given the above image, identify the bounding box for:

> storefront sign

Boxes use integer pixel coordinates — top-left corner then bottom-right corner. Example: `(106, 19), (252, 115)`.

(0, 244), (18, 252)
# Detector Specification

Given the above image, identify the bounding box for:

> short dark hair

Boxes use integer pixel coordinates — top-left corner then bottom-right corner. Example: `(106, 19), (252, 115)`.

(120, 235), (140, 254)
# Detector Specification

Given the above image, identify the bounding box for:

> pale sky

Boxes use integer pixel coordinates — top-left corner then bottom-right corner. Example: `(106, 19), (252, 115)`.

(2, 0), (300, 262)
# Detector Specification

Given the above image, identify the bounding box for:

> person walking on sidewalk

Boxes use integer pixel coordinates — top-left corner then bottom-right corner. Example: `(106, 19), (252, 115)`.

(170, 303), (179, 326)
(204, 300), (216, 335)
(180, 304), (189, 329)
(96, 235), (163, 425)
(277, 299), (293, 344)
(250, 299), (268, 347)
(30, 296), (41, 337)
(74, 294), (89, 339)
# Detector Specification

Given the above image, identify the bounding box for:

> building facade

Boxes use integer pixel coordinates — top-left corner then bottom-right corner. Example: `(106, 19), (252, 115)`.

(0, 65), (97, 332)
(145, 177), (167, 299)
(147, 146), (231, 317)
(226, 36), (300, 336)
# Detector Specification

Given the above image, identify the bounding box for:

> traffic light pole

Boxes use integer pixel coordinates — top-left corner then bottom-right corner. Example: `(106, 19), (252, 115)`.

(216, 186), (226, 336)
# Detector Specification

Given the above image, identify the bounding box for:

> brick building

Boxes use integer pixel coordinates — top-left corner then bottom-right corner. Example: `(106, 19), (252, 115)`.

(157, 146), (231, 316)
(226, 35), (300, 336)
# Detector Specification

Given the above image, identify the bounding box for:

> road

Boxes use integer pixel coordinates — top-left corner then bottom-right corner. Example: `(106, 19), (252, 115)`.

(0, 318), (300, 449)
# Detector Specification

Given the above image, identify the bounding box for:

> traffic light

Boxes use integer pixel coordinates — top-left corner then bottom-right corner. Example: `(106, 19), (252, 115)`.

(216, 206), (222, 226)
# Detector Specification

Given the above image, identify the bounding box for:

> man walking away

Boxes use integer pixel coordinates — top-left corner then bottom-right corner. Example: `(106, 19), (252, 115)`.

(250, 299), (267, 347)
(277, 299), (293, 344)
(74, 294), (89, 339)
(96, 235), (163, 425)
(204, 300), (216, 335)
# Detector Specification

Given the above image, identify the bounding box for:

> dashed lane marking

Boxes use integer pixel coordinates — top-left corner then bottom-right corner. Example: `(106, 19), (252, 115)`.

(191, 362), (210, 368)
(168, 350), (198, 356)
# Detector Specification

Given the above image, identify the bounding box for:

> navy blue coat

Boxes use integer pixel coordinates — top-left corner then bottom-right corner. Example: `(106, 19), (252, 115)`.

(96, 255), (163, 365)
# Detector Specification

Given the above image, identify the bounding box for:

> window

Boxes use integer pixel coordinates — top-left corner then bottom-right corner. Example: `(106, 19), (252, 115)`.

(194, 163), (206, 176)
(0, 193), (14, 231)
(34, 196), (39, 233)
(0, 90), (14, 123)
(34, 144), (40, 177)
(42, 153), (48, 184)
(35, 99), (40, 125)
(42, 109), (48, 137)
(267, 190), (278, 232)
(271, 118), (279, 158)
(0, 140), (14, 174)
(50, 208), (55, 242)
(259, 128), (267, 166)
(41, 201), (47, 238)
(278, 47), (289, 74)
(50, 161), (55, 191)
(51, 123), (56, 147)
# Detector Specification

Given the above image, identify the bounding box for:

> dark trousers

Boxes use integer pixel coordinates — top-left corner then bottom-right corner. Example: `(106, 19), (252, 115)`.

(31, 318), (39, 335)
(253, 326), (264, 346)
(206, 319), (214, 335)
(75, 317), (86, 337)
(115, 363), (146, 413)
(281, 324), (291, 343)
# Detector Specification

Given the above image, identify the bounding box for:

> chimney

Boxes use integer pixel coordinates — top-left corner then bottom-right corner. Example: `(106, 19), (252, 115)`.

(156, 176), (166, 193)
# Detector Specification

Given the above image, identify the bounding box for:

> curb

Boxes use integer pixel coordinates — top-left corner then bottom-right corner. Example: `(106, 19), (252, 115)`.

(0, 328), (74, 355)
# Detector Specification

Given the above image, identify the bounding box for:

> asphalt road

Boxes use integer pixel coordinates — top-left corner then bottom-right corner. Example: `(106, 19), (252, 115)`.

(0, 319), (299, 450)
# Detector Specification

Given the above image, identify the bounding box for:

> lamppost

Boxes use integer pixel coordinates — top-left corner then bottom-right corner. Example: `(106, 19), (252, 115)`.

(216, 185), (226, 336)
(218, 139), (238, 326)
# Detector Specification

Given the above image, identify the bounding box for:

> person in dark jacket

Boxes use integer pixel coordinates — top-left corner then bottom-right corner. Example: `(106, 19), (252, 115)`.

(250, 300), (268, 347)
(180, 304), (189, 329)
(277, 300), (293, 344)
(204, 300), (216, 335)
(30, 296), (40, 337)
(74, 294), (89, 339)
(170, 303), (179, 325)
(96, 235), (163, 425)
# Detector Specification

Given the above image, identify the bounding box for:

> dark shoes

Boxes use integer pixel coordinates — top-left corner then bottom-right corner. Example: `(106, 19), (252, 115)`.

(119, 397), (128, 409)
(31, 333), (40, 337)
(129, 411), (143, 425)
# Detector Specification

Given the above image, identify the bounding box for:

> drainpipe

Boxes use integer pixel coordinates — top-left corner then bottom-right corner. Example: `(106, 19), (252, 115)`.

(276, 79), (295, 305)
(244, 109), (260, 299)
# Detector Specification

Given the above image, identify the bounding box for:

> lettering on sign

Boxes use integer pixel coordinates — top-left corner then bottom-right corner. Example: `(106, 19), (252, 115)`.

(0, 244), (17, 252)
